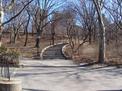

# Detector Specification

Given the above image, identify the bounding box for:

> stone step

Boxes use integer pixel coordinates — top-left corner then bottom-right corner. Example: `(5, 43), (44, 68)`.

(43, 56), (65, 59)
(43, 55), (64, 57)
(43, 52), (62, 55)
(43, 51), (61, 54)
(41, 43), (66, 60)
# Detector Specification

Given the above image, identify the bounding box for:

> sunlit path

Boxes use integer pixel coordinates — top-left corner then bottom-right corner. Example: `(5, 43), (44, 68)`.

(15, 59), (122, 91)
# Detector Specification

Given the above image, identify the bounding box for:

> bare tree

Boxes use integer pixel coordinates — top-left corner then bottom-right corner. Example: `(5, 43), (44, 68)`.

(24, 10), (31, 46)
(33, 0), (52, 48)
(8, 3), (27, 43)
(64, 8), (76, 56)
(0, 0), (34, 46)
(93, 0), (106, 63)
(50, 18), (56, 45)
(75, 0), (97, 44)
(0, 0), (5, 46)
(24, 0), (31, 46)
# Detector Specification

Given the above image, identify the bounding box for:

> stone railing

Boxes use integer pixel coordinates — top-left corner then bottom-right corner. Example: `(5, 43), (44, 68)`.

(62, 44), (71, 59)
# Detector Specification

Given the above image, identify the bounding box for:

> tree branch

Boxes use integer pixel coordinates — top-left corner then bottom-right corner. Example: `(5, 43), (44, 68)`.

(2, 0), (34, 26)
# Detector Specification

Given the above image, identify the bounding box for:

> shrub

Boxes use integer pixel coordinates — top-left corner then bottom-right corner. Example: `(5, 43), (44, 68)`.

(0, 46), (20, 80)
(0, 46), (20, 67)
(0, 45), (7, 54)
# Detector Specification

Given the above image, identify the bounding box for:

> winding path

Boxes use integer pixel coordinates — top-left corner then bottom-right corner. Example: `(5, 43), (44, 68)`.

(16, 59), (122, 91)
(41, 43), (67, 60)
(14, 43), (122, 91)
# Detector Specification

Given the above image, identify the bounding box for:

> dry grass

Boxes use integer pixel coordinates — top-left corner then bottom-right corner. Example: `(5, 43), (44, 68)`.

(2, 34), (53, 58)
(65, 41), (122, 65)
(105, 41), (122, 65)
(2, 33), (67, 58)
(2, 33), (122, 66)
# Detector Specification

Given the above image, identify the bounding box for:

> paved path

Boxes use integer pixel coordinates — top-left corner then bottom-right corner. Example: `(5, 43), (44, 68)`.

(15, 59), (122, 91)
(41, 43), (67, 60)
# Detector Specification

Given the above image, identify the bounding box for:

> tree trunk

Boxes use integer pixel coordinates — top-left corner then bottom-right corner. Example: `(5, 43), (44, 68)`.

(88, 27), (92, 44)
(35, 36), (40, 48)
(10, 29), (16, 44)
(0, 0), (4, 47)
(98, 21), (106, 63)
(13, 32), (17, 43)
(51, 33), (55, 45)
(0, 28), (2, 46)
(35, 29), (41, 48)
(93, 0), (106, 63)
(24, 14), (30, 46)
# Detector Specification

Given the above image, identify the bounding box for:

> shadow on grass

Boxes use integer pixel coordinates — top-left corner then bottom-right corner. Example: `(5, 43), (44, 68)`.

(23, 88), (49, 91)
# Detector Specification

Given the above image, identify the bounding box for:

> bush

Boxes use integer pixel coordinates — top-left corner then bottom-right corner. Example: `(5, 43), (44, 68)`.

(0, 45), (7, 54)
(7, 49), (20, 59)
(0, 45), (20, 67)
(0, 45), (20, 80)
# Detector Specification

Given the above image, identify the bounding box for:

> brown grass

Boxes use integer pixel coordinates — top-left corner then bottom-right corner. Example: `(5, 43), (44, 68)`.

(2, 34), (55, 58)
(2, 33), (68, 58)
(2, 33), (122, 66)
(65, 41), (122, 65)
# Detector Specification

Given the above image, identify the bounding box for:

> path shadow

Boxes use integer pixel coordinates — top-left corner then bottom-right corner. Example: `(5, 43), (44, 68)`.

(16, 70), (74, 77)
(23, 88), (49, 91)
